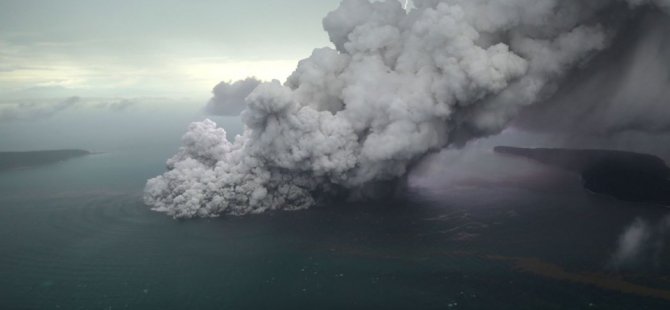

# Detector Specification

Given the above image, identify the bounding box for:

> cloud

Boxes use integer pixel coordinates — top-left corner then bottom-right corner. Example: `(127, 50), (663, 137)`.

(0, 65), (24, 73)
(145, 0), (670, 218)
(0, 1), (340, 99)
(0, 96), (81, 122)
(94, 99), (138, 112)
(0, 97), (152, 123)
(204, 78), (261, 116)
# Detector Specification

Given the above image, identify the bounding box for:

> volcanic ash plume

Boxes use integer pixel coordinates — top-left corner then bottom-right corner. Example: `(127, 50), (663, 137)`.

(145, 0), (668, 218)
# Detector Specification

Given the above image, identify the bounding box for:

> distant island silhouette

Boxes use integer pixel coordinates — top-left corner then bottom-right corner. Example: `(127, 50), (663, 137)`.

(495, 146), (670, 207)
(0, 150), (91, 171)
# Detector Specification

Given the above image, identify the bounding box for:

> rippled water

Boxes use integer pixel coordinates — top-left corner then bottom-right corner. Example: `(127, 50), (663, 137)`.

(2, 149), (670, 309)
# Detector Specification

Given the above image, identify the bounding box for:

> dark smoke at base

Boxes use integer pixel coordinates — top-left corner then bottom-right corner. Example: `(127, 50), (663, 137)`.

(145, 0), (670, 218)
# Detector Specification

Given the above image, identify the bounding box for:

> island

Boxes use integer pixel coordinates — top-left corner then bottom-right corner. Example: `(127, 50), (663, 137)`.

(0, 149), (91, 171)
(494, 146), (670, 206)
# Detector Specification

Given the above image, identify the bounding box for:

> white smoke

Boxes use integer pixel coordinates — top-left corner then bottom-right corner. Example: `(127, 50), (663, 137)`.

(610, 215), (670, 269)
(145, 0), (670, 218)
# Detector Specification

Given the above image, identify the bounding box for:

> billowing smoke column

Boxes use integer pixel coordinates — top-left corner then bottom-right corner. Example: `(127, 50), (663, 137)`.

(205, 78), (262, 116)
(145, 0), (670, 218)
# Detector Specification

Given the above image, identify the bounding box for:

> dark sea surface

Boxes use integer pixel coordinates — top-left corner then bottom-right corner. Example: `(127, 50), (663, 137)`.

(1, 147), (670, 309)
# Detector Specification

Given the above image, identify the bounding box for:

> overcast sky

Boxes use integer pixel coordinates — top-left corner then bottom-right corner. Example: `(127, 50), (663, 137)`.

(0, 0), (341, 99)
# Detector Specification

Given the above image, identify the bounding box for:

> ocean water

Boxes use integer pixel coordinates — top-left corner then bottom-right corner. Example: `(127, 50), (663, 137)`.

(1, 148), (670, 309)
(1, 107), (670, 309)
